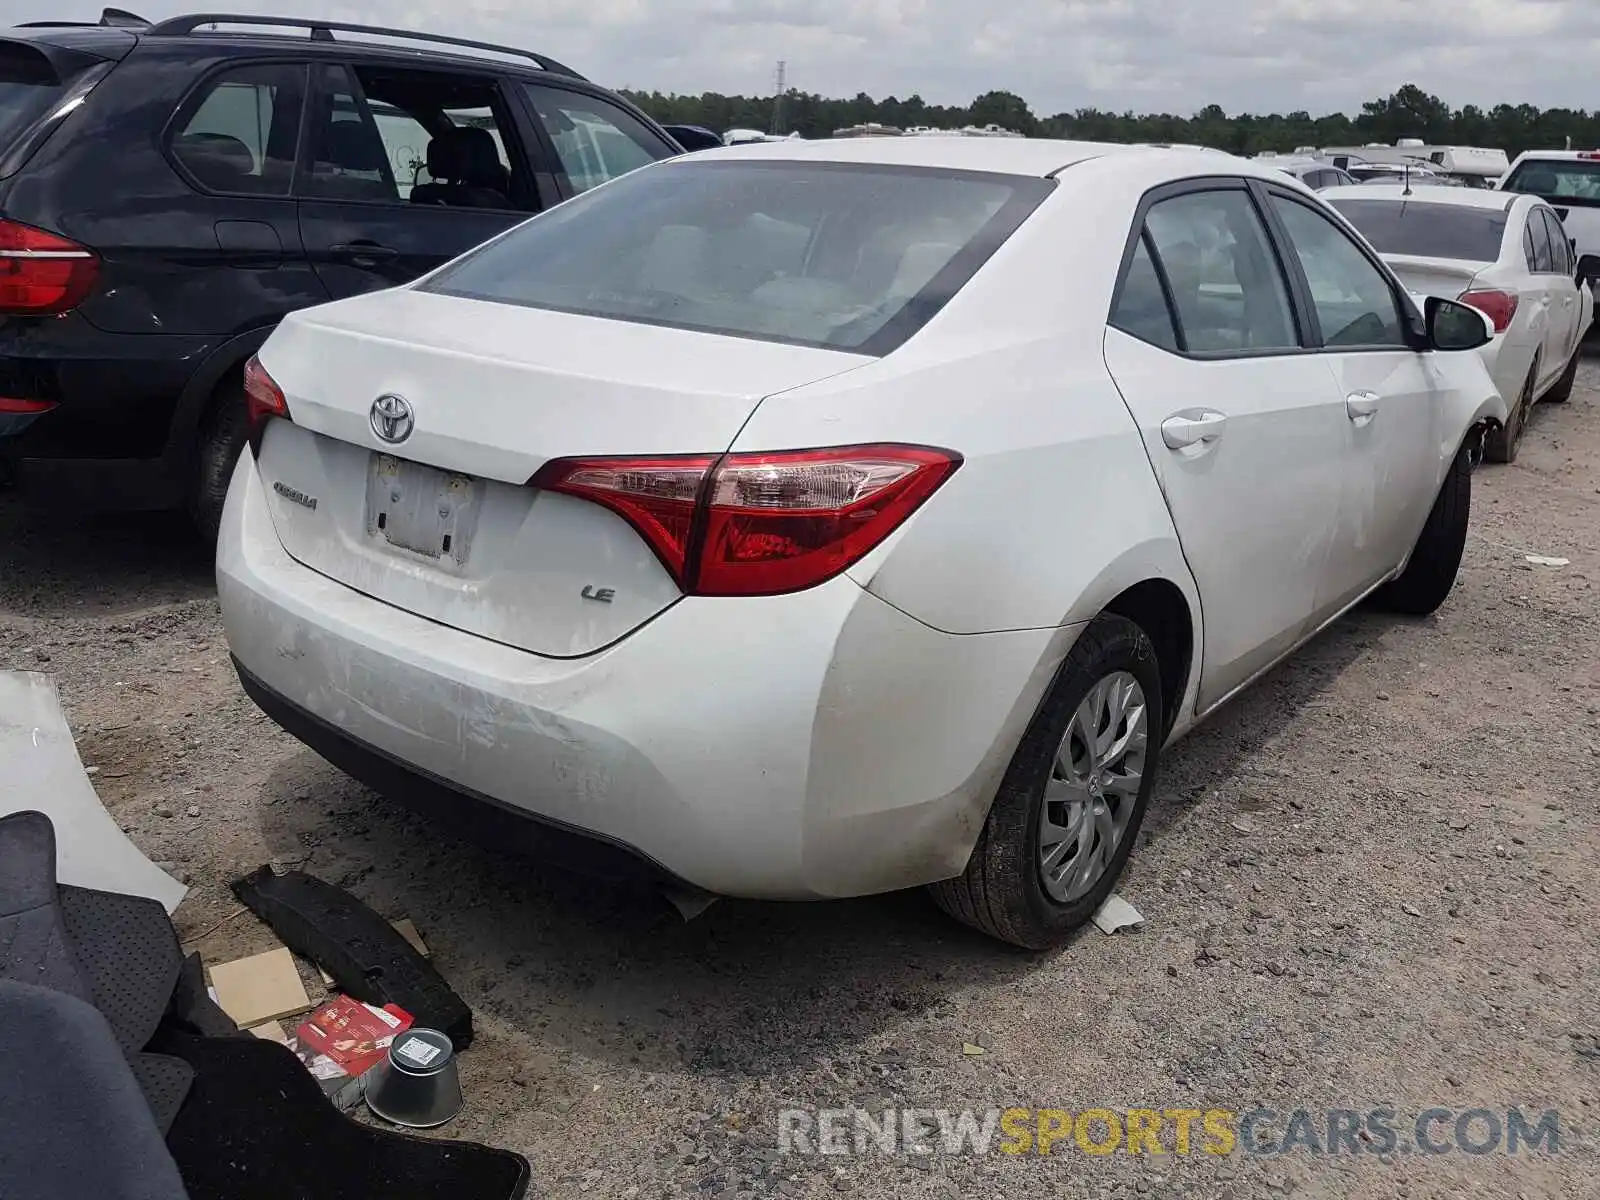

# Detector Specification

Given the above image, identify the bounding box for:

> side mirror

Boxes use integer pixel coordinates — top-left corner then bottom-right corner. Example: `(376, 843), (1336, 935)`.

(1576, 253), (1600, 286)
(660, 124), (724, 154)
(1425, 295), (1493, 352)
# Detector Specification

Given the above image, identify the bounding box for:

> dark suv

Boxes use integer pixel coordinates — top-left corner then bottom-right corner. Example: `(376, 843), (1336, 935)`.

(0, 9), (685, 536)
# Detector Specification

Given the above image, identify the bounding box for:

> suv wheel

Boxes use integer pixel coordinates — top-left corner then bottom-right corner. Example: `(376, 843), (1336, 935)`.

(188, 377), (249, 544)
(929, 613), (1163, 950)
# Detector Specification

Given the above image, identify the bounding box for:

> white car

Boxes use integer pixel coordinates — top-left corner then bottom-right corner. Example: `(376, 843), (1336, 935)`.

(1321, 184), (1594, 463)
(217, 139), (1507, 949)
(1497, 150), (1600, 268)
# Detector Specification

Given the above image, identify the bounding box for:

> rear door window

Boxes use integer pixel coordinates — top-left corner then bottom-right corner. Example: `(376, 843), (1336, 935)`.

(522, 84), (675, 195)
(1140, 188), (1300, 354)
(301, 64), (532, 212)
(171, 63), (306, 196)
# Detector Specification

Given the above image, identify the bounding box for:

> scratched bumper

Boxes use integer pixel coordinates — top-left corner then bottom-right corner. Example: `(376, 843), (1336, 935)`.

(216, 450), (1061, 900)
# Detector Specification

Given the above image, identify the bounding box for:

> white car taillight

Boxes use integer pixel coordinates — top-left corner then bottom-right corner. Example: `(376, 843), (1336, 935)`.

(531, 444), (961, 596)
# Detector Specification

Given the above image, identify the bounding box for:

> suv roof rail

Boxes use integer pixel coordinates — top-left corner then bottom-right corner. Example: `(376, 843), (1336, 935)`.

(143, 13), (587, 79)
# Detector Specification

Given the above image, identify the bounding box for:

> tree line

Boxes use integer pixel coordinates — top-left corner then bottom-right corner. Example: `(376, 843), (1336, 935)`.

(619, 83), (1600, 158)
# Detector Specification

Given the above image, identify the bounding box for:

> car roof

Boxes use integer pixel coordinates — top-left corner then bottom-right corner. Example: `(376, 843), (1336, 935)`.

(1319, 183), (1523, 211)
(1510, 150), (1600, 161)
(691, 136), (1279, 180)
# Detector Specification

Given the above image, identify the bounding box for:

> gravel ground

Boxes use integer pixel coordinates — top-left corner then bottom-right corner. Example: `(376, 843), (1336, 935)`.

(3, 366), (1599, 1200)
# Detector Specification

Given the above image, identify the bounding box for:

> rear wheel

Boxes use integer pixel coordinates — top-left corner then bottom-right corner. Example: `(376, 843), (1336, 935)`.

(1544, 347), (1579, 404)
(1371, 443), (1471, 617)
(187, 377), (249, 545)
(1483, 361), (1536, 464)
(929, 613), (1162, 950)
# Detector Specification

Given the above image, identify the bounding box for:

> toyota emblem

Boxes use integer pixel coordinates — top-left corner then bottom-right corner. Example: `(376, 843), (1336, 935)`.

(370, 394), (414, 444)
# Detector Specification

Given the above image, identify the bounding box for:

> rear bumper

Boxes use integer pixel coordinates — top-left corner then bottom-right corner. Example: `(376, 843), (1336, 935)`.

(0, 319), (214, 509)
(218, 450), (1069, 900)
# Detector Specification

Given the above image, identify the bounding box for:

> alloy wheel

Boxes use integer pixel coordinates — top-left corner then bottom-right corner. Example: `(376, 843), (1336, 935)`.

(1037, 670), (1149, 904)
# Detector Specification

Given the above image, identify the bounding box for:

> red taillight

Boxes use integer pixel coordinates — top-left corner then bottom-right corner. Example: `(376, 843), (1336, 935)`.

(1458, 288), (1518, 333)
(531, 443), (961, 597)
(243, 355), (290, 445)
(0, 397), (55, 414)
(0, 219), (98, 316)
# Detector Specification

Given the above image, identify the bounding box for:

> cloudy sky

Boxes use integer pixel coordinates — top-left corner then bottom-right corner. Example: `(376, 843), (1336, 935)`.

(14, 0), (1598, 115)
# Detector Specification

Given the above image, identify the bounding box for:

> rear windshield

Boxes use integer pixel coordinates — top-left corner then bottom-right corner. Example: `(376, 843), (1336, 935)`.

(0, 44), (79, 156)
(1328, 199), (1507, 261)
(420, 159), (1054, 355)
(1501, 158), (1600, 207)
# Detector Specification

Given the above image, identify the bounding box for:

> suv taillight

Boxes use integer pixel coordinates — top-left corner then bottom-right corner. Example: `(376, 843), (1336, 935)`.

(531, 444), (961, 597)
(243, 355), (291, 448)
(0, 219), (98, 316)
(1458, 288), (1518, 333)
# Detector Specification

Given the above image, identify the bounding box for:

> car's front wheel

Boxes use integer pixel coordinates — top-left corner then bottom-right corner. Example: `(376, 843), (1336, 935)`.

(930, 613), (1163, 950)
(1543, 346), (1580, 404)
(1370, 442), (1471, 616)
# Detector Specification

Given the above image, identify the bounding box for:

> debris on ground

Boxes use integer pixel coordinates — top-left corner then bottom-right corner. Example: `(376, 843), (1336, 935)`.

(231, 866), (473, 1049)
(1092, 892), (1145, 934)
(208, 947), (312, 1028)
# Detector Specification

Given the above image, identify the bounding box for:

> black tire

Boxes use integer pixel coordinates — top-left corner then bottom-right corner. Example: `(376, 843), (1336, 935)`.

(1544, 347), (1579, 404)
(1483, 361), (1535, 465)
(929, 613), (1163, 950)
(1370, 443), (1471, 616)
(187, 377), (249, 545)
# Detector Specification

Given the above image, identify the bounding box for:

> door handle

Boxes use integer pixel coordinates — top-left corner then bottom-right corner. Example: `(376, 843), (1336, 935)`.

(1346, 391), (1380, 424)
(1160, 410), (1228, 449)
(330, 241), (399, 262)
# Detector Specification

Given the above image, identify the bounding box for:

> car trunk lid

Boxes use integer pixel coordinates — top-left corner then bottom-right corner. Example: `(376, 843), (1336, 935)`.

(253, 288), (869, 657)
(1382, 255), (1489, 302)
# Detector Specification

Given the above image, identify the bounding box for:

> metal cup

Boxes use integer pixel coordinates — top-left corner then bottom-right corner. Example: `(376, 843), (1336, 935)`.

(364, 1028), (463, 1128)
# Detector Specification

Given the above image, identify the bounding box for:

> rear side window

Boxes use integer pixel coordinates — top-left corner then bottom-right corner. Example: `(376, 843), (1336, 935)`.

(421, 159), (1054, 355)
(1109, 233), (1179, 350)
(1325, 199), (1507, 262)
(171, 63), (305, 196)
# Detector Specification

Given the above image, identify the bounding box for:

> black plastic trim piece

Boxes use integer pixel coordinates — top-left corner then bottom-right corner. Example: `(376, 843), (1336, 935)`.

(231, 864), (474, 1049)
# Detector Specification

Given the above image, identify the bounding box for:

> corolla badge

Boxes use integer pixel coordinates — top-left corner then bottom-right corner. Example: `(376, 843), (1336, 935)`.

(370, 394), (414, 444)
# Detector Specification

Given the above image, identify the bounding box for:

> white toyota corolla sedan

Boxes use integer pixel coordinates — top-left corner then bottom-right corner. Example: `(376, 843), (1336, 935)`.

(218, 138), (1507, 949)
(1320, 183), (1594, 464)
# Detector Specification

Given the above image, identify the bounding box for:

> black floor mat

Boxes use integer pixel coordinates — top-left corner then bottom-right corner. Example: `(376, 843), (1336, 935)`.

(59, 886), (182, 1053)
(154, 1030), (530, 1200)
(0, 811), (92, 1003)
(167, 951), (243, 1040)
(128, 1052), (197, 1136)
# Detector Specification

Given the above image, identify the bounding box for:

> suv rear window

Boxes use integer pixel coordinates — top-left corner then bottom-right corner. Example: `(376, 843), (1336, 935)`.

(1327, 199), (1507, 261)
(0, 42), (84, 159)
(1501, 158), (1600, 206)
(420, 159), (1054, 355)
